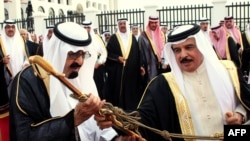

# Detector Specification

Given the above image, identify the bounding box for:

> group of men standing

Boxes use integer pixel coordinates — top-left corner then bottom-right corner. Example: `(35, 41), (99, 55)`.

(199, 16), (250, 75)
(104, 16), (172, 112)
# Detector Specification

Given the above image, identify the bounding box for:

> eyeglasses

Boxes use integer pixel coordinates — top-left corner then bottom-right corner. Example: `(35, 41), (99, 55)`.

(68, 51), (91, 60)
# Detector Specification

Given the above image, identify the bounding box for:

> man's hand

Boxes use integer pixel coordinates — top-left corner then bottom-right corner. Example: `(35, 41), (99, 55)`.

(238, 48), (243, 55)
(94, 114), (146, 141)
(94, 113), (113, 130)
(225, 112), (243, 125)
(94, 63), (100, 69)
(2, 55), (10, 64)
(74, 94), (105, 126)
(118, 56), (125, 64)
(140, 67), (145, 76)
(162, 64), (169, 70)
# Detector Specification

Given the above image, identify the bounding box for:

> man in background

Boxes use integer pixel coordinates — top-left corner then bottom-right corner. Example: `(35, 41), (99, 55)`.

(131, 24), (141, 41)
(19, 28), (39, 56)
(104, 18), (142, 111)
(138, 16), (166, 89)
(0, 19), (29, 141)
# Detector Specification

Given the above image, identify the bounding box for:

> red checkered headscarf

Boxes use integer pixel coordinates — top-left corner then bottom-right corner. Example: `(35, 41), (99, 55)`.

(146, 16), (165, 59)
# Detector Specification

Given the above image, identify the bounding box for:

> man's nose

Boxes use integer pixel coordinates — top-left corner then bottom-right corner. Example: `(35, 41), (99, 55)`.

(180, 49), (188, 58)
(74, 55), (84, 65)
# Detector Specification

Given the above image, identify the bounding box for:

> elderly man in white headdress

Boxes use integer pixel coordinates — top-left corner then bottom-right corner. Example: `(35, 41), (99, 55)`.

(198, 17), (212, 45)
(10, 22), (139, 141)
(104, 17), (142, 111)
(82, 20), (108, 99)
(0, 19), (29, 141)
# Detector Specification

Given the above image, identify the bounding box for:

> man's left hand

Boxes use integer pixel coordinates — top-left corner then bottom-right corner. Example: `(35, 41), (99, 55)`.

(225, 112), (243, 125)
(94, 113), (113, 130)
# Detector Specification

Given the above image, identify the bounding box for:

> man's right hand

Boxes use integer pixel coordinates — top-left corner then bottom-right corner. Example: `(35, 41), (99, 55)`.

(94, 114), (146, 141)
(74, 93), (105, 126)
(2, 55), (10, 64)
(118, 56), (125, 64)
(140, 67), (145, 76)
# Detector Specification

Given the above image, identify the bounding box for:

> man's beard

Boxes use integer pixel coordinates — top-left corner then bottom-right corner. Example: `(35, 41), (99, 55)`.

(68, 72), (78, 79)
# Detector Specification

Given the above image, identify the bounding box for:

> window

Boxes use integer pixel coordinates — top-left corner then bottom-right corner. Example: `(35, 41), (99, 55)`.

(76, 4), (83, 13)
(58, 0), (63, 4)
(48, 8), (55, 25)
(98, 4), (102, 10)
(58, 9), (65, 22)
(59, 9), (64, 16)
(103, 5), (107, 11)
(86, 1), (90, 8)
(92, 2), (96, 8)
(21, 8), (24, 19)
(38, 6), (45, 13)
(67, 0), (72, 5)
(49, 8), (55, 17)
(4, 8), (9, 20)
